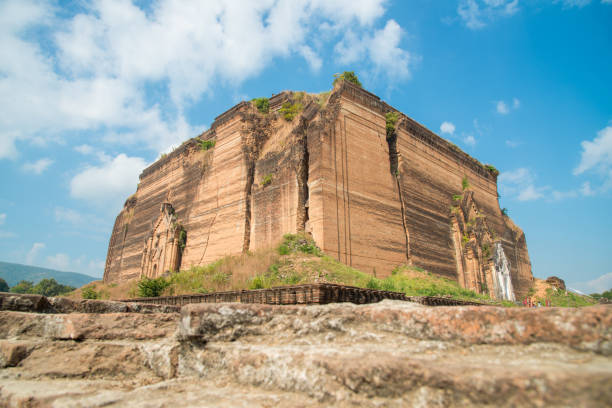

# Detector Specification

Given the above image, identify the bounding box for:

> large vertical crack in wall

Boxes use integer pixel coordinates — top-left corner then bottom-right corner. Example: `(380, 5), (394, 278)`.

(295, 117), (310, 232)
(242, 163), (256, 252)
(385, 117), (411, 263)
(241, 110), (274, 253)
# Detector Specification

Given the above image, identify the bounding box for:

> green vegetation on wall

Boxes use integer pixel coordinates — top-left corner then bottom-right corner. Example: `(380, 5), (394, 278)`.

(462, 175), (470, 191)
(197, 139), (216, 151)
(252, 97), (270, 114)
(317, 91), (330, 108)
(178, 228), (187, 249)
(385, 111), (399, 138)
(261, 173), (273, 186)
(279, 101), (303, 121)
(482, 243), (491, 259)
(333, 71), (362, 87)
(483, 164), (499, 176)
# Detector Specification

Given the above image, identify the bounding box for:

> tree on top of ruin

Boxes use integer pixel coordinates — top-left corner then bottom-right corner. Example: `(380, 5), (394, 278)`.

(333, 71), (362, 88)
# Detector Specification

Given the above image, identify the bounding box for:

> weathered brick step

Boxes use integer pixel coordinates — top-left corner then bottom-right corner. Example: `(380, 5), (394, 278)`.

(121, 283), (487, 307)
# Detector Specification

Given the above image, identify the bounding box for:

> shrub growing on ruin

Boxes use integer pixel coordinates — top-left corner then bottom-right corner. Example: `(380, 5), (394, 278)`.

(279, 101), (303, 121)
(249, 275), (266, 289)
(483, 164), (499, 177)
(261, 174), (273, 186)
(366, 277), (381, 290)
(277, 233), (321, 256)
(482, 243), (491, 259)
(461, 176), (470, 191)
(317, 91), (331, 108)
(178, 228), (187, 249)
(501, 208), (508, 216)
(0, 278), (8, 292)
(252, 97), (270, 114)
(197, 139), (215, 151)
(137, 277), (170, 298)
(333, 71), (362, 87)
(385, 111), (399, 138)
(82, 286), (99, 299)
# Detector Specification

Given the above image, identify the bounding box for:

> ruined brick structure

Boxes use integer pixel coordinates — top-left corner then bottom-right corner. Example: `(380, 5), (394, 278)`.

(104, 81), (533, 300)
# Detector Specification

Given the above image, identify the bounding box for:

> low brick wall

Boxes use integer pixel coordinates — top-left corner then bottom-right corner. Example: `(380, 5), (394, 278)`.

(120, 284), (487, 307)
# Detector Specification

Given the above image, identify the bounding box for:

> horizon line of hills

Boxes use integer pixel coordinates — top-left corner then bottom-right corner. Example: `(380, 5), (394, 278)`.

(0, 260), (98, 289)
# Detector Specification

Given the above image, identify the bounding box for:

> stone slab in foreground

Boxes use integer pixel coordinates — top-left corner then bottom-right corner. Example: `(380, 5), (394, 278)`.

(1, 297), (611, 406)
(180, 300), (612, 355)
(0, 291), (180, 314)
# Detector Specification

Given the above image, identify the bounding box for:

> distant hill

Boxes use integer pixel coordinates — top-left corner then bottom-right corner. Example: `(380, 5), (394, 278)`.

(0, 261), (98, 289)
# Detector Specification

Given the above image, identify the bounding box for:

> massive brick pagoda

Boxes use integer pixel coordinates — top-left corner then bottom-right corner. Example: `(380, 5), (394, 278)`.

(103, 81), (533, 300)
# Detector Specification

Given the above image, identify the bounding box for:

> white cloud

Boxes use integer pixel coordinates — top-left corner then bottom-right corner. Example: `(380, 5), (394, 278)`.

(496, 98), (520, 115)
(298, 45), (323, 72)
(499, 168), (545, 201)
(84, 259), (106, 278)
(54, 207), (84, 225)
(499, 167), (590, 201)
(580, 181), (595, 196)
(0, 214), (14, 239)
(0, 0), (400, 159)
(25, 242), (45, 265)
(496, 100), (510, 115)
(440, 121), (477, 146)
(74, 144), (94, 155)
(496, 101), (510, 115)
(550, 189), (578, 200)
(46, 253), (70, 271)
(44, 253), (105, 277)
(457, 0), (606, 29)
(335, 19), (417, 81)
(54, 207), (109, 237)
(505, 140), (521, 148)
(440, 121), (456, 135)
(463, 134), (476, 146)
(517, 184), (544, 201)
(569, 272), (612, 294)
(457, 0), (519, 29)
(21, 158), (54, 174)
(573, 125), (612, 191)
(555, 0), (592, 8)
(70, 153), (147, 210)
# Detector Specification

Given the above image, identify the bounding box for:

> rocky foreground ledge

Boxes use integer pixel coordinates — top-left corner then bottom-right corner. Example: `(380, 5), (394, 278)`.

(1, 292), (611, 407)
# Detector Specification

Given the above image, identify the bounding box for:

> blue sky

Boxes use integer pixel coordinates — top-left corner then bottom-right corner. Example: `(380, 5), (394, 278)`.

(0, 0), (610, 293)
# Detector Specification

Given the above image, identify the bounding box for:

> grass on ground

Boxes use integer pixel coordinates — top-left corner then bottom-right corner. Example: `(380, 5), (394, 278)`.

(132, 234), (506, 304)
(65, 234), (595, 307)
(538, 287), (596, 307)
